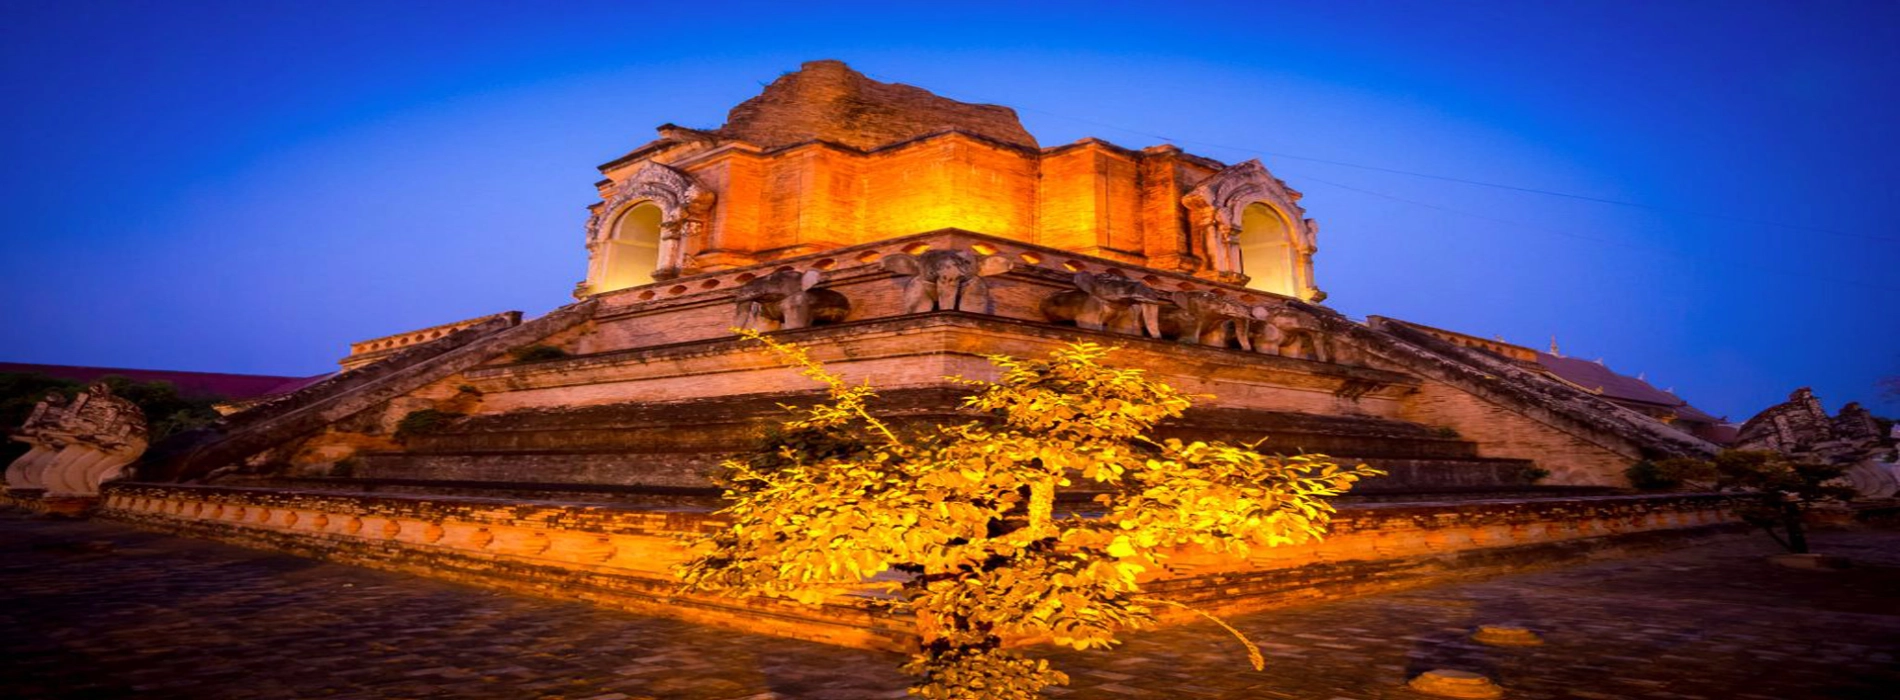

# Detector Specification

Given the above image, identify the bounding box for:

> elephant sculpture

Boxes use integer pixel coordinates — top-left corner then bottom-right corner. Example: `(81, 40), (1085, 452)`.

(1040, 272), (1165, 338)
(733, 269), (850, 331)
(881, 249), (1013, 314)
(1163, 290), (1258, 350)
(1250, 304), (1330, 361)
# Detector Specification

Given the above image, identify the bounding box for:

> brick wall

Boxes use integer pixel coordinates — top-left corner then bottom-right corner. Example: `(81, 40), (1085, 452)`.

(1400, 381), (1640, 485)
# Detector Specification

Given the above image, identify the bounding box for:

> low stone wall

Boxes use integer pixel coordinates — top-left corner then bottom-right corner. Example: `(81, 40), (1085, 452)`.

(98, 482), (914, 651)
(98, 483), (1746, 651)
(1149, 494), (1748, 618)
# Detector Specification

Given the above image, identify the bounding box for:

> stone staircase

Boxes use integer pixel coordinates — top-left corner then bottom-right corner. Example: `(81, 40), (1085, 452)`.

(141, 301), (598, 482)
(272, 387), (1559, 505)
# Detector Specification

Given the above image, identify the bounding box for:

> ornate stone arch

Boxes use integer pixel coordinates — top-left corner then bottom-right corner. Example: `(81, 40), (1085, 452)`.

(582, 162), (715, 291)
(1182, 160), (1323, 301)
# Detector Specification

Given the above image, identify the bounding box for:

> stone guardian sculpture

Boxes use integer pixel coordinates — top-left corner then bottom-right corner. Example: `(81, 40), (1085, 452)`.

(1164, 290), (1257, 350)
(5, 382), (149, 506)
(733, 269), (851, 332)
(1040, 272), (1165, 338)
(880, 249), (1013, 314)
(1251, 304), (1330, 361)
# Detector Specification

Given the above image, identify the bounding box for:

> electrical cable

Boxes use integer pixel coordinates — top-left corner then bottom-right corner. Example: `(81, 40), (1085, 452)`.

(996, 102), (1900, 245)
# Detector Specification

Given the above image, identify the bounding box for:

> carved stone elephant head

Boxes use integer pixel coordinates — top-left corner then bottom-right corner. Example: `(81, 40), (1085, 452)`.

(1250, 304), (1329, 361)
(1163, 290), (1258, 350)
(881, 249), (1013, 314)
(1040, 272), (1164, 338)
(733, 269), (850, 331)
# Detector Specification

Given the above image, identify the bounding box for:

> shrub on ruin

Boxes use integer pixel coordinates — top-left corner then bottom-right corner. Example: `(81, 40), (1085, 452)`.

(1624, 457), (1717, 491)
(510, 345), (569, 363)
(679, 330), (1383, 698)
(94, 376), (222, 440)
(395, 408), (462, 438)
(330, 456), (363, 478)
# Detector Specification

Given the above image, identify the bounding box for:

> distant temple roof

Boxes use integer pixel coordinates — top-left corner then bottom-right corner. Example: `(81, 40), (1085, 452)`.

(0, 362), (326, 399)
(1378, 319), (1725, 428)
(1531, 352), (1716, 422)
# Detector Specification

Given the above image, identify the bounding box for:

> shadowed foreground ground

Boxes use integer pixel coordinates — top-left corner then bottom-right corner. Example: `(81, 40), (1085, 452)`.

(3, 509), (1897, 699)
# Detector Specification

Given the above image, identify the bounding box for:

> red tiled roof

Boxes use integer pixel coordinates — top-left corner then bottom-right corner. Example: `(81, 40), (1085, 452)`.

(1532, 352), (1720, 423)
(0, 362), (327, 399)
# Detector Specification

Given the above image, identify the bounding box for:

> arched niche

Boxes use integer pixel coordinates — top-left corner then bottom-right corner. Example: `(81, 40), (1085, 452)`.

(580, 162), (714, 295)
(598, 202), (664, 291)
(1237, 203), (1296, 296)
(1182, 160), (1324, 301)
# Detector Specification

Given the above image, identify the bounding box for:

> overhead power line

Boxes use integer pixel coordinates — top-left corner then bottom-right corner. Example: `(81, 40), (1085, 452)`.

(1293, 174), (1900, 293)
(862, 70), (1900, 281)
(993, 103), (1900, 245)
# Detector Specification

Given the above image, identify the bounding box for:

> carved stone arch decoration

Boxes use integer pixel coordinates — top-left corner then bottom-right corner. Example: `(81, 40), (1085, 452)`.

(1182, 159), (1324, 302)
(582, 162), (715, 292)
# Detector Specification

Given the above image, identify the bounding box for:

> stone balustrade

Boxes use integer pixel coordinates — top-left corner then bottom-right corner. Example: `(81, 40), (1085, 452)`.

(100, 482), (914, 650)
(99, 482), (1746, 650)
(342, 311), (525, 371)
(1148, 494), (1747, 617)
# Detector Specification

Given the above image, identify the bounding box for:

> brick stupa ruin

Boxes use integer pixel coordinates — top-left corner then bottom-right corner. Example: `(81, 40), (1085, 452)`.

(133, 60), (1715, 498)
(9, 61), (1750, 649)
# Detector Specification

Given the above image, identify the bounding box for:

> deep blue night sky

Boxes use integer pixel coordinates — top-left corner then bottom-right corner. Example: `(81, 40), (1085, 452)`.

(3, 1), (1896, 420)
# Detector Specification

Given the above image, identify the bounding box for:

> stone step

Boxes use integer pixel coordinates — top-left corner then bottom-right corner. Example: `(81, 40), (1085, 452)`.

(338, 452), (1546, 498)
(1349, 457), (1545, 491)
(350, 388), (1527, 496)
(144, 301), (597, 482)
(396, 388), (1486, 463)
(354, 450), (716, 489)
(1337, 485), (1623, 503)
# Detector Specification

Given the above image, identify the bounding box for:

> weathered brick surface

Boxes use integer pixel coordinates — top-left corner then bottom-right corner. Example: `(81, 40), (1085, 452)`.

(1400, 380), (1636, 485)
(201, 230), (1712, 496)
(713, 59), (1037, 152)
(492, 312), (1415, 416)
(587, 62), (1285, 283)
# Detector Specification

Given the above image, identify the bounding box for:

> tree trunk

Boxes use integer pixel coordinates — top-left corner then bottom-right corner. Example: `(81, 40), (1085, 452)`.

(1782, 501), (1809, 554)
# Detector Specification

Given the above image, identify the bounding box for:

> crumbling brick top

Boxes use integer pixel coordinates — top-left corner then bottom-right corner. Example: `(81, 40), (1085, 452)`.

(710, 59), (1037, 151)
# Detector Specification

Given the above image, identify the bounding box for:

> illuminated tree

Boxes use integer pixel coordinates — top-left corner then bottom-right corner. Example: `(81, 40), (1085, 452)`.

(679, 331), (1383, 698)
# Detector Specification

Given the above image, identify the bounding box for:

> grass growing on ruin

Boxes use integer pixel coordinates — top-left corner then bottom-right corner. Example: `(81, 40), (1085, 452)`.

(510, 345), (569, 363)
(679, 330), (1382, 698)
(394, 408), (462, 438)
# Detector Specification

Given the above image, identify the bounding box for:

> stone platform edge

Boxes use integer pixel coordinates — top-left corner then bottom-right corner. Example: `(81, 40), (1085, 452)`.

(93, 482), (1749, 651)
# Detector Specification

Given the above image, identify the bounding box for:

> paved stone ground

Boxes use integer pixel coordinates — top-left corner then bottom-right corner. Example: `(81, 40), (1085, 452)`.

(3, 510), (1897, 699)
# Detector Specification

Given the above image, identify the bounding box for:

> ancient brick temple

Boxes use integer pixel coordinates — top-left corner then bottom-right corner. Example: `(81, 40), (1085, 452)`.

(9, 61), (1755, 649)
(126, 59), (1715, 500)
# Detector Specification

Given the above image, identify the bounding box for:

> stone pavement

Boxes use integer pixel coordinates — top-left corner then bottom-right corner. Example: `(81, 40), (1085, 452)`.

(3, 510), (1896, 700)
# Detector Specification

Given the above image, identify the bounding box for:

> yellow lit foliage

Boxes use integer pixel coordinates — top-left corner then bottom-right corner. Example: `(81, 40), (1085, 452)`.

(679, 330), (1383, 698)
